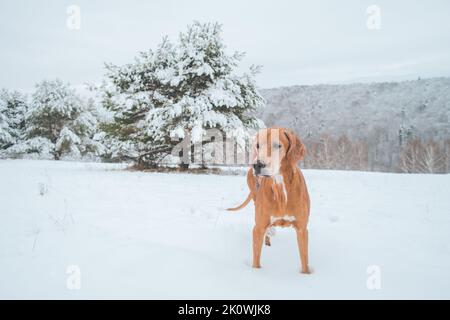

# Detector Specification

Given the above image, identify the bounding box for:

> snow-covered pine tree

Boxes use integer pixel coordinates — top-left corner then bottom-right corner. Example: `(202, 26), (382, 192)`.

(100, 21), (264, 167)
(0, 109), (10, 150)
(98, 36), (177, 164)
(0, 89), (27, 154)
(10, 79), (101, 160)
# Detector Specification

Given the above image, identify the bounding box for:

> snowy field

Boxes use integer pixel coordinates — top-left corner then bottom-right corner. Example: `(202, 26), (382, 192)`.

(0, 160), (449, 299)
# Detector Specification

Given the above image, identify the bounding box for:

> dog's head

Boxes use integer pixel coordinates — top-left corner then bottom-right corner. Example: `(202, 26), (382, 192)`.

(251, 128), (305, 176)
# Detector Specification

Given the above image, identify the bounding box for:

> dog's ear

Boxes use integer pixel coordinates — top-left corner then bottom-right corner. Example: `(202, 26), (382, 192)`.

(284, 129), (305, 163)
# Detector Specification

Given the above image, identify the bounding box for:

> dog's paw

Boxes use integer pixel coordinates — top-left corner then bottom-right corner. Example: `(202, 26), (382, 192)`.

(252, 264), (262, 269)
(301, 267), (313, 274)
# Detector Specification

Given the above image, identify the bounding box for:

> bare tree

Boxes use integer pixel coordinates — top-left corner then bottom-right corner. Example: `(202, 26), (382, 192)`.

(351, 140), (369, 171)
(417, 140), (446, 173)
(335, 134), (352, 170)
(399, 139), (421, 173)
(399, 139), (446, 173)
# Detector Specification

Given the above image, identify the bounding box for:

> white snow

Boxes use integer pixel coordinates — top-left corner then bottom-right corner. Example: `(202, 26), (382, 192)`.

(1, 159), (450, 299)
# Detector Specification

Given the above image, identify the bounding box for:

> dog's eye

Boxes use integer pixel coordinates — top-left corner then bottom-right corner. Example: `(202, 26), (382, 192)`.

(256, 143), (260, 149)
(273, 143), (282, 149)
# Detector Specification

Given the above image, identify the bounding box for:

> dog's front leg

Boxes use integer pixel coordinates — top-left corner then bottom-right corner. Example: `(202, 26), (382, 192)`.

(295, 226), (310, 274)
(252, 225), (265, 268)
(252, 210), (269, 268)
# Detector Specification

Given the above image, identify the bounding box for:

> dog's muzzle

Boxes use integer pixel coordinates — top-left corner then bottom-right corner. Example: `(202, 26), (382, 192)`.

(253, 160), (266, 176)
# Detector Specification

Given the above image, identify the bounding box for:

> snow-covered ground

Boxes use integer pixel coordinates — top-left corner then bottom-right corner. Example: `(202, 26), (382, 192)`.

(0, 159), (449, 299)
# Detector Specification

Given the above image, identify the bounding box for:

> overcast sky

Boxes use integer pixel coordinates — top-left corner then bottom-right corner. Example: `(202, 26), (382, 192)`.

(1, 0), (450, 92)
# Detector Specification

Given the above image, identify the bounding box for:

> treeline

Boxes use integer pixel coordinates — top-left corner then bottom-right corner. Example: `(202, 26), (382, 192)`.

(0, 81), (104, 161)
(301, 134), (450, 173)
(260, 78), (450, 174)
(0, 22), (263, 167)
(1, 22), (448, 174)
(2, 80), (449, 173)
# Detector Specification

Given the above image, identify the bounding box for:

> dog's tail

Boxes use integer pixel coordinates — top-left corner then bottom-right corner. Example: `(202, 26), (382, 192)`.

(227, 192), (253, 211)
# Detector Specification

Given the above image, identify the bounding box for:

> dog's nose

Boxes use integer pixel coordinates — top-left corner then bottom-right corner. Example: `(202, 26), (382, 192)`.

(255, 160), (266, 169)
(253, 160), (266, 174)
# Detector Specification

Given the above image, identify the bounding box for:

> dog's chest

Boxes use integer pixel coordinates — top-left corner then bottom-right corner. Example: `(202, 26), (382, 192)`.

(273, 174), (288, 199)
(259, 175), (296, 225)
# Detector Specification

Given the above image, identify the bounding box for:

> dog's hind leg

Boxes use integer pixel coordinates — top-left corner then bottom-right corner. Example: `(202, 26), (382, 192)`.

(264, 235), (271, 246)
(265, 227), (276, 246)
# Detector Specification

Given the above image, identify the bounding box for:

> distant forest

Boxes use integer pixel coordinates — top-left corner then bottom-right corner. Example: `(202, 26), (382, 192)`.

(259, 77), (450, 173)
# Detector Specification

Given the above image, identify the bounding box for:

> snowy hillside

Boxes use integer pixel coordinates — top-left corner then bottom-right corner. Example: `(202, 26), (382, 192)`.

(260, 77), (450, 141)
(259, 77), (450, 172)
(1, 160), (450, 299)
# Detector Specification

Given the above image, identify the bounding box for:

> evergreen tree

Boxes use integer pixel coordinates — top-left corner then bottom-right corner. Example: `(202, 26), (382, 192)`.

(9, 79), (101, 160)
(100, 21), (264, 167)
(0, 89), (27, 152)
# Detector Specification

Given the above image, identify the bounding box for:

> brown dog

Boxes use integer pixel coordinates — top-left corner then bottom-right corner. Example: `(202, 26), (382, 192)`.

(228, 128), (311, 273)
